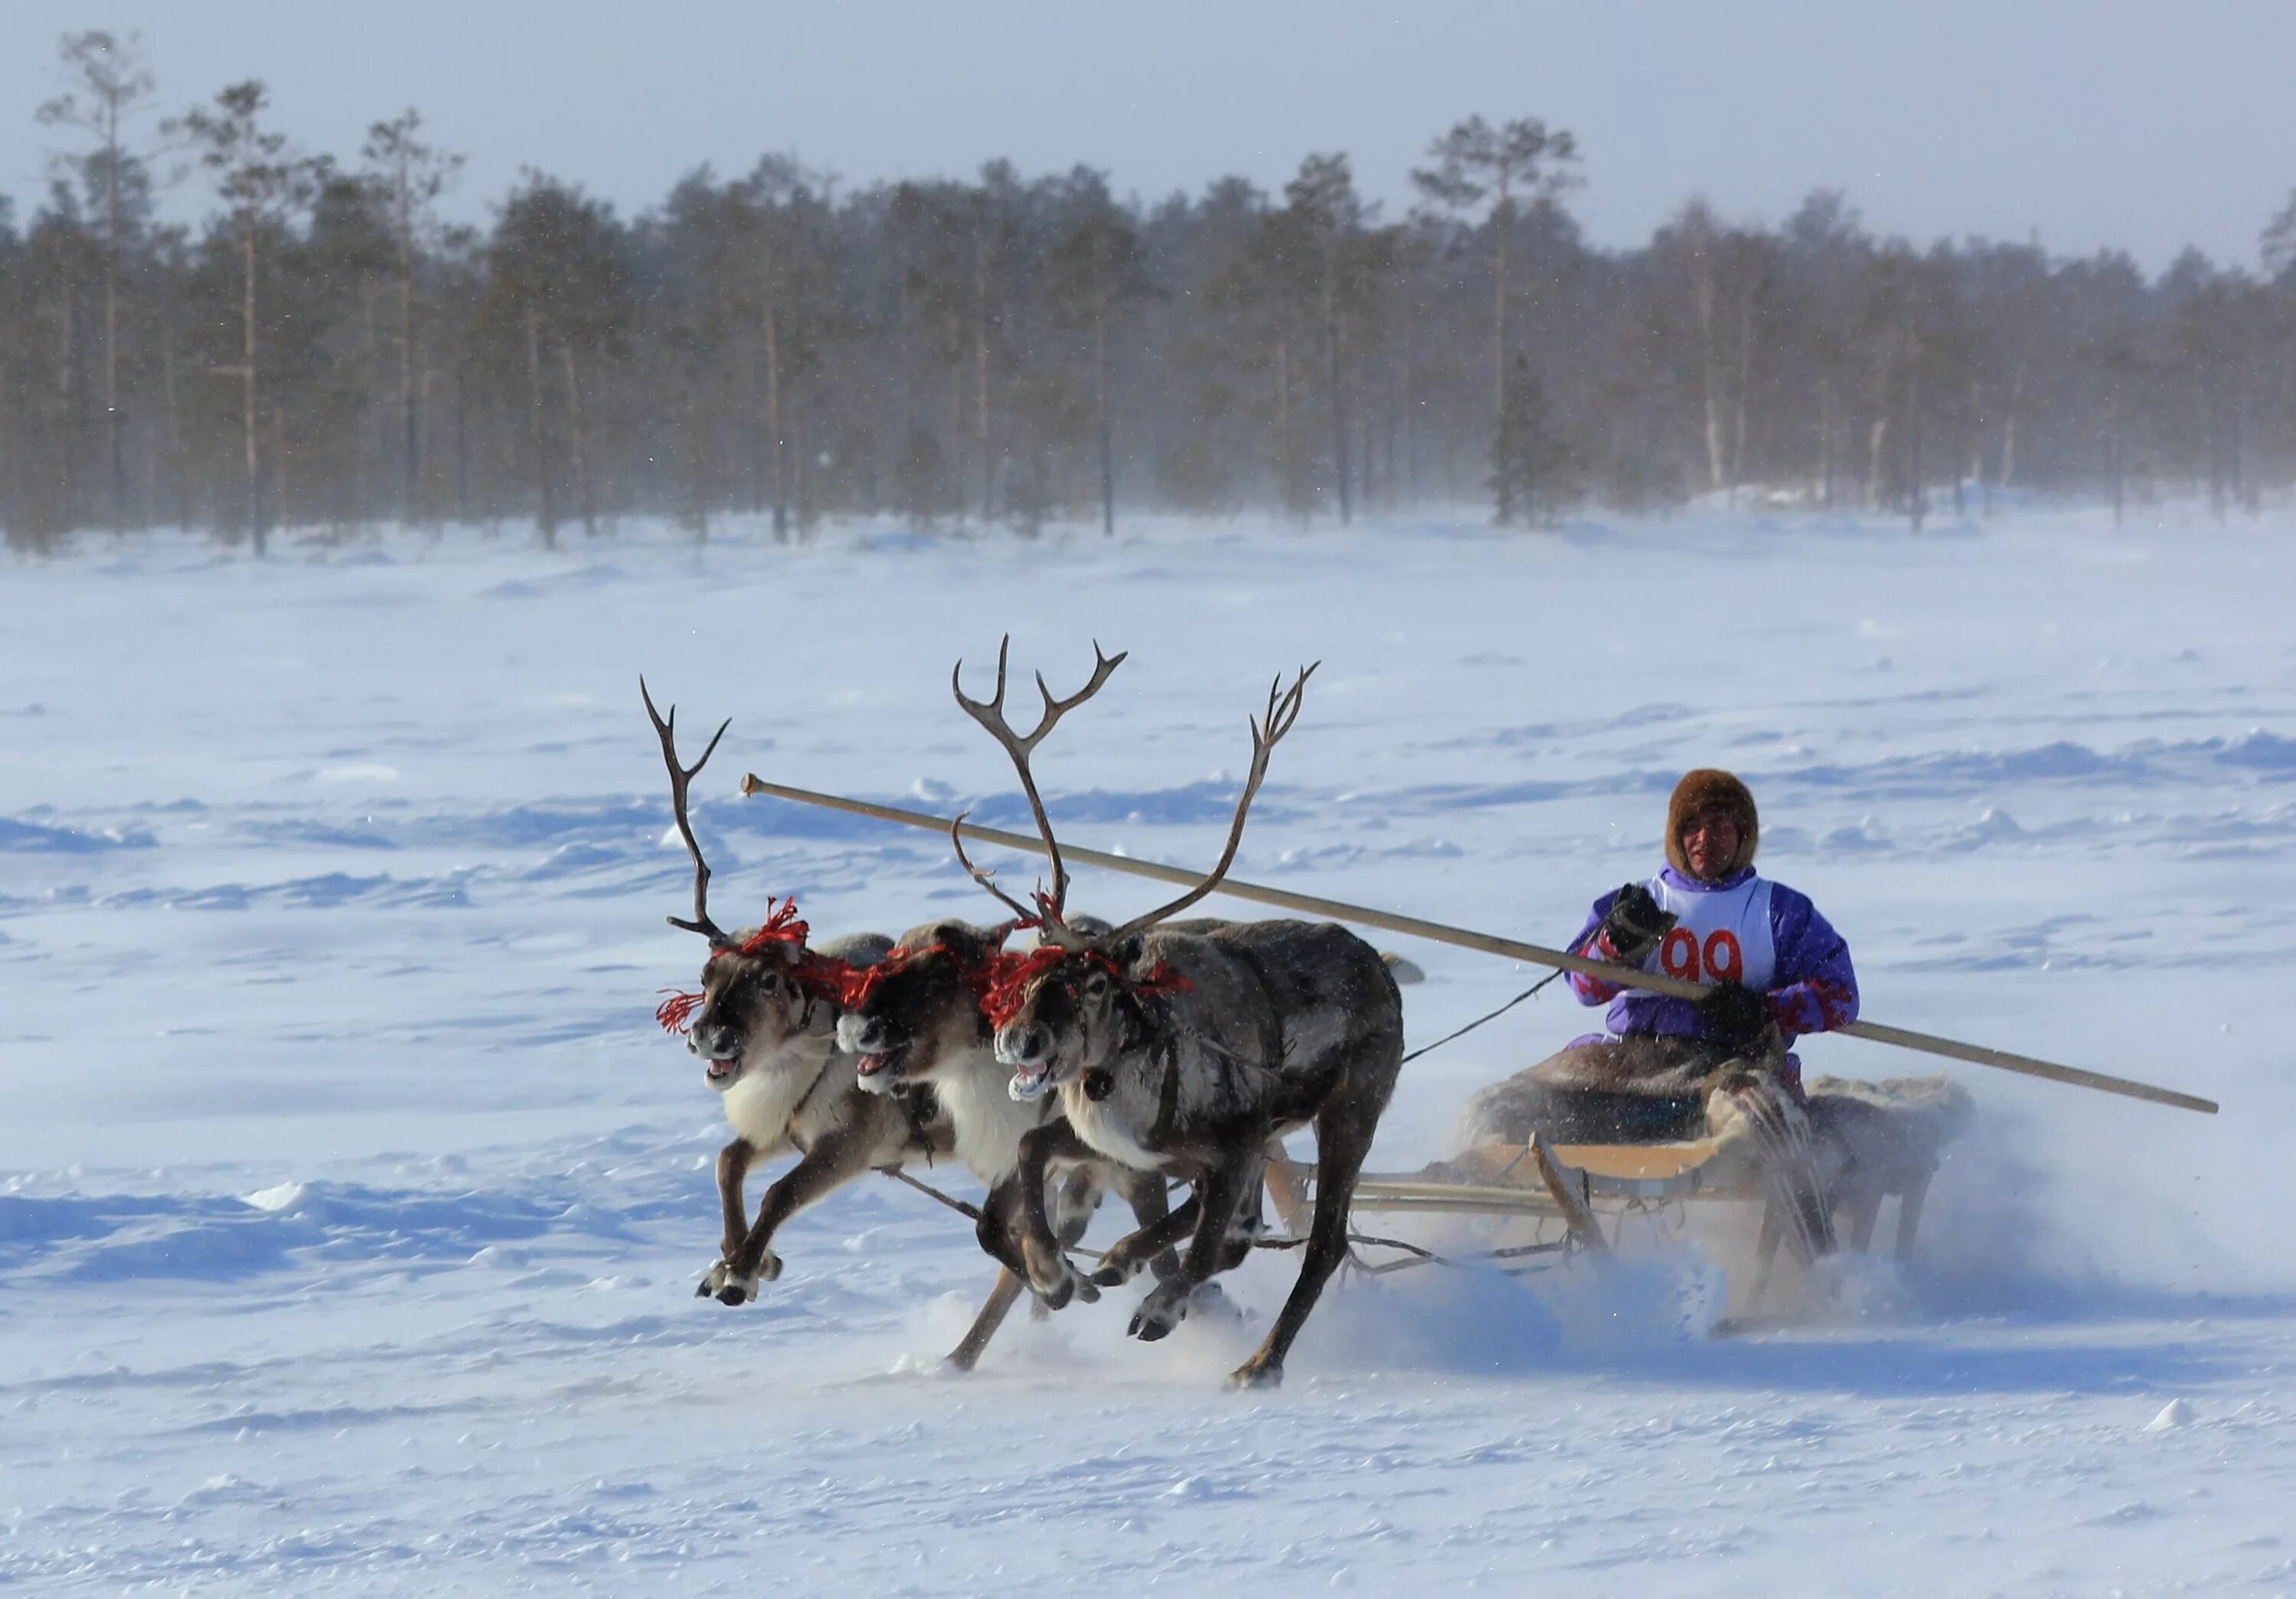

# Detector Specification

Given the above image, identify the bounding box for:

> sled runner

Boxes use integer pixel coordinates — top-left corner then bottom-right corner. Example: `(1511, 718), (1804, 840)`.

(1261, 1071), (1968, 1313)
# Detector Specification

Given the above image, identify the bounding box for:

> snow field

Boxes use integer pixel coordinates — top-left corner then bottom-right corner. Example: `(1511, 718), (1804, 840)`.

(3, 504), (2294, 1593)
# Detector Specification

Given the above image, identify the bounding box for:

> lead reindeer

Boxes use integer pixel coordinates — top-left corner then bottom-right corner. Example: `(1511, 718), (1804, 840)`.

(951, 641), (1404, 1389)
(644, 681), (951, 1307)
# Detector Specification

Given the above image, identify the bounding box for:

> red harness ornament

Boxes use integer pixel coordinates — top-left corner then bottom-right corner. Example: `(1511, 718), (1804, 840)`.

(654, 896), (862, 1033)
(978, 947), (1191, 1030)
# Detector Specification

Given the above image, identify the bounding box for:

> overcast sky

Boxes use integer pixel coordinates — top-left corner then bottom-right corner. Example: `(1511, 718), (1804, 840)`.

(5, 1), (2290, 274)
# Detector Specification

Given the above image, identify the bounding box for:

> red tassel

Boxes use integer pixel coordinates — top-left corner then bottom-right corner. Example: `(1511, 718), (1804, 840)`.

(732, 896), (812, 956)
(980, 946), (1073, 1029)
(978, 948), (1191, 1030)
(655, 988), (706, 1033)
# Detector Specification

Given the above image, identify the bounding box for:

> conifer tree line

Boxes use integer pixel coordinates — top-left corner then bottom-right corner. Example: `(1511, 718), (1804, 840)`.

(8, 31), (2296, 552)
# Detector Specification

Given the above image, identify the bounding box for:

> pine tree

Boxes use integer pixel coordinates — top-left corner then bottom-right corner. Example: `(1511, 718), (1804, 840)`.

(1412, 114), (1578, 524)
(166, 81), (315, 553)
(478, 175), (631, 545)
(39, 31), (158, 534)
(1045, 180), (1151, 535)
(360, 110), (461, 527)
(1490, 352), (1574, 527)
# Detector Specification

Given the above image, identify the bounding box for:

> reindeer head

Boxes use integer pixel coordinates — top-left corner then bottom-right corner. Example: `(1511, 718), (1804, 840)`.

(669, 907), (855, 1090)
(940, 641), (1314, 1101)
(833, 920), (1009, 1094)
(988, 933), (1172, 1100)
(643, 680), (857, 1092)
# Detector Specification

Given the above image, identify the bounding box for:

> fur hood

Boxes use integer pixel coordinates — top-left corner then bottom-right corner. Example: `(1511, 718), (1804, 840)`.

(1665, 768), (1760, 879)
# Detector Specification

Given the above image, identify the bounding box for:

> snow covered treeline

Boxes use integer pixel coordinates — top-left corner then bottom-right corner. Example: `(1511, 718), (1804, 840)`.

(7, 34), (2296, 551)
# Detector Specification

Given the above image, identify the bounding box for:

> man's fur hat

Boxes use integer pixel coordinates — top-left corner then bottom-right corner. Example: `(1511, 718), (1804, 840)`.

(1666, 768), (1759, 878)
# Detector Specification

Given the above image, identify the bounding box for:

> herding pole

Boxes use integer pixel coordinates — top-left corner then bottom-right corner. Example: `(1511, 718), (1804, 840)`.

(739, 776), (2219, 1117)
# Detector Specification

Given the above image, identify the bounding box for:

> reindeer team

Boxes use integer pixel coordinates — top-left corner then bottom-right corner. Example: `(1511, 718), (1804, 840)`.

(646, 641), (1403, 1389)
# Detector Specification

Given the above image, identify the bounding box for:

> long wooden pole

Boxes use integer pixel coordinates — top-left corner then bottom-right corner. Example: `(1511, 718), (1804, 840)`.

(738, 777), (2218, 1117)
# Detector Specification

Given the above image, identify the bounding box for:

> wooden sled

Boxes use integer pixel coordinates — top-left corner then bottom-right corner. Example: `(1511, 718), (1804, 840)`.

(1264, 1123), (1939, 1317)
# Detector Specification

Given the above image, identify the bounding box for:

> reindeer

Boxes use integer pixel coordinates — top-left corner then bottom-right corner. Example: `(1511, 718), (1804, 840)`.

(947, 641), (1405, 1389)
(831, 654), (1195, 1356)
(644, 681), (950, 1307)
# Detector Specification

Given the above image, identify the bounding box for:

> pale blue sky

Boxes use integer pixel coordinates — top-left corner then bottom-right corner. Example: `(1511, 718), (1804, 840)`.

(5, 0), (2289, 273)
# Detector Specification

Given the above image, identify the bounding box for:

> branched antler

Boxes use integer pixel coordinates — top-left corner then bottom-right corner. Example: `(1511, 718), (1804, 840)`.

(641, 676), (732, 945)
(949, 809), (1037, 927)
(951, 638), (1127, 945)
(1110, 663), (1318, 941)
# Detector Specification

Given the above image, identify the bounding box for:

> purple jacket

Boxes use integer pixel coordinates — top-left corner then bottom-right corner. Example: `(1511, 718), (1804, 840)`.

(1567, 866), (1859, 1049)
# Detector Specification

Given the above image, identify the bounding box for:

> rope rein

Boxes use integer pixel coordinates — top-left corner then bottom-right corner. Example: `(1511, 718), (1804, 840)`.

(856, 927), (1611, 1281)
(871, 1165), (1579, 1278)
(1397, 925), (1595, 1065)
(779, 1041), (840, 1159)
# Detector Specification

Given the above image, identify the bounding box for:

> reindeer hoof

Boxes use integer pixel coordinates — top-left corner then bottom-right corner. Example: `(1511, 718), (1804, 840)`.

(700, 1262), (762, 1306)
(1030, 1258), (1097, 1310)
(1090, 1261), (1133, 1289)
(756, 1250), (784, 1284)
(1187, 1281), (1245, 1324)
(1227, 1359), (1283, 1391)
(1129, 1283), (1189, 1341)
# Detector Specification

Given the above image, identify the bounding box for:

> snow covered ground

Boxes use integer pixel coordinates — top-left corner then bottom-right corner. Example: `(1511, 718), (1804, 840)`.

(5, 504), (2294, 1594)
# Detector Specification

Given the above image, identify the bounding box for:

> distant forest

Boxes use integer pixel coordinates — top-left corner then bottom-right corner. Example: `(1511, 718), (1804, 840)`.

(6, 31), (2296, 551)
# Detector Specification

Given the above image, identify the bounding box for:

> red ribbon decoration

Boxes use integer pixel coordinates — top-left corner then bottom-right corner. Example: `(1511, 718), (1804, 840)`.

(654, 896), (863, 1033)
(834, 941), (1001, 1012)
(977, 946), (1191, 1030)
(656, 987), (706, 1033)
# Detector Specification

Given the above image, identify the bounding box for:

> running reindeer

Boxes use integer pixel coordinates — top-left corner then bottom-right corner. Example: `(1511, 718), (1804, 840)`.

(950, 641), (1405, 1389)
(832, 650), (1199, 1366)
(644, 680), (949, 1306)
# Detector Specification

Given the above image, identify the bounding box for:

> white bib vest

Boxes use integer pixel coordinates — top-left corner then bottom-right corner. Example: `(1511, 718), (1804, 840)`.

(1642, 873), (1776, 990)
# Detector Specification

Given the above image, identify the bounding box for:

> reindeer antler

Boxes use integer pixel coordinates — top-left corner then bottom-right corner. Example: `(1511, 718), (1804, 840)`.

(951, 638), (1127, 945)
(949, 808), (1037, 927)
(1109, 663), (1318, 941)
(641, 676), (732, 945)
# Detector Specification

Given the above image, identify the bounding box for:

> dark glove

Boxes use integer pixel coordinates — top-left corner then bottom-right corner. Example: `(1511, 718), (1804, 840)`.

(1696, 981), (1772, 1046)
(1599, 883), (1675, 964)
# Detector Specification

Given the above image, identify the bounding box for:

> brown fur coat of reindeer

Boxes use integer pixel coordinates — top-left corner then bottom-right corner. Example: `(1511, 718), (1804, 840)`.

(943, 642), (1404, 1389)
(644, 682), (950, 1307)
(827, 660), (1204, 1362)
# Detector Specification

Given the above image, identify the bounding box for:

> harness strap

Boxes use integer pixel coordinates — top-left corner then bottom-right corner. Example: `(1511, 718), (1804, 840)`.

(1146, 1031), (1183, 1147)
(895, 1082), (939, 1164)
(782, 1041), (838, 1158)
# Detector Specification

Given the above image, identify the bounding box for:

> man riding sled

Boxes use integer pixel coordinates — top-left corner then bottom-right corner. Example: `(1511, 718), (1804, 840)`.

(1460, 768), (1860, 1147)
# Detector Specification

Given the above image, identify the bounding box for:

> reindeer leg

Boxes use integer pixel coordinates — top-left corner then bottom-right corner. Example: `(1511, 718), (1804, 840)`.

(700, 1137), (758, 1297)
(1052, 1166), (1105, 1248)
(1844, 1186), (1883, 1254)
(709, 1120), (879, 1306)
(1019, 1167), (1105, 1320)
(1748, 1199), (1785, 1313)
(1264, 1141), (1314, 1238)
(941, 1182), (1041, 1370)
(1229, 1095), (1378, 1389)
(1092, 1196), (1200, 1287)
(970, 1176), (1033, 1275)
(1130, 1154), (1251, 1343)
(945, 1268), (1029, 1371)
(1221, 1157), (1269, 1271)
(1893, 1171), (1932, 1261)
(1120, 1168), (1185, 1284)
(1014, 1121), (1101, 1308)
